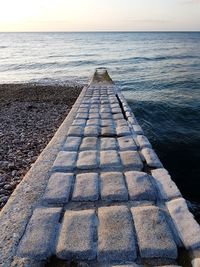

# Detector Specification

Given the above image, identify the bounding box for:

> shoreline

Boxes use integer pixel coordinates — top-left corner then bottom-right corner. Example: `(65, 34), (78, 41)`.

(0, 84), (82, 209)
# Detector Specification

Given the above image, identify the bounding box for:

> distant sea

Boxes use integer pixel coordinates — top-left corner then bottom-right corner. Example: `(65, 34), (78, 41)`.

(0, 32), (200, 210)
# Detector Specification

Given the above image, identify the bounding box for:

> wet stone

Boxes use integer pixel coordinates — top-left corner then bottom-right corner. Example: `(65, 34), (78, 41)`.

(125, 171), (156, 201)
(63, 137), (82, 151)
(118, 136), (137, 151)
(131, 206), (177, 259)
(43, 173), (74, 204)
(56, 209), (97, 260)
(52, 151), (77, 171)
(98, 205), (137, 262)
(18, 207), (61, 260)
(80, 137), (98, 150)
(132, 125), (143, 135)
(100, 172), (128, 201)
(120, 151), (143, 170)
(72, 173), (99, 201)
(77, 150), (99, 169)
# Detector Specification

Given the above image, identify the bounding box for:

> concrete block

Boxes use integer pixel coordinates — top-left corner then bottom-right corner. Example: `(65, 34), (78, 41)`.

(56, 209), (97, 260)
(18, 207), (61, 259)
(63, 136), (82, 151)
(72, 119), (87, 126)
(116, 126), (131, 136)
(115, 119), (128, 127)
(101, 138), (117, 150)
(192, 258), (200, 267)
(72, 173), (99, 201)
(101, 119), (114, 127)
(101, 113), (112, 119)
(131, 206), (177, 259)
(77, 107), (89, 113)
(86, 119), (100, 126)
(77, 150), (99, 169)
(111, 107), (121, 114)
(118, 136), (137, 151)
(113, 113), (124, 120)
(167, 198), (200, 251)
(43, 173), (74, 204)
(67, 126), (84, 137)
(125, 171), (156, 201)
(89, 113), (100, 119)
(76, 113), (88, 119)
(151, 168), (181, 200)
(84, 126), (100, 136)
(119, 151), (143, 170)
(100, 172), (128, 201)
(137, 135), (152, 149)
(52, 151), (77, 171)
(132, 125), (144, 135)
(100, 150), (120, 168)
(101, 107), (111, 113)
(98, 206), (137, 262)
(80, 137), (98, 150)
(141, 148), (163, 168)
(101, 126), (116, 137)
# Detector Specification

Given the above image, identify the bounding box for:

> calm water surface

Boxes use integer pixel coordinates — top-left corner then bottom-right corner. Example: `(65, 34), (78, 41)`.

(0, 32), (200, 210)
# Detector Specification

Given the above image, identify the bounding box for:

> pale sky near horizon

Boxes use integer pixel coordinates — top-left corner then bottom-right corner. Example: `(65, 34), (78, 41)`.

(0, 0), (199, 32)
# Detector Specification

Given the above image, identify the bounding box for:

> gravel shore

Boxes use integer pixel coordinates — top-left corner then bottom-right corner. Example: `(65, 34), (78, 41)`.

(0, 84), (82, 209)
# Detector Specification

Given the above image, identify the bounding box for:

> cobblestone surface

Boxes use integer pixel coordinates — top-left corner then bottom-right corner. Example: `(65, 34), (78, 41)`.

(15, 74), (200, 267)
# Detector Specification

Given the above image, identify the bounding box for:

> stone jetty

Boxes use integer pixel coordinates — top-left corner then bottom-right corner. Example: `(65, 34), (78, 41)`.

(0, 69), (200, 267)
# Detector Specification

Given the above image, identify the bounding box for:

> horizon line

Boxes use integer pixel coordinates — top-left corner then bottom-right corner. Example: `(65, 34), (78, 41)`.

(0, 30), (200, 33)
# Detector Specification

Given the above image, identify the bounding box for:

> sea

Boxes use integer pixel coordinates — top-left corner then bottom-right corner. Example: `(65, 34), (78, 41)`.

(0, 32), (200, 215)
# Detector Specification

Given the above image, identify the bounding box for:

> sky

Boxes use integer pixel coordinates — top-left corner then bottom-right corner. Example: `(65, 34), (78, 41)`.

(0, 0), (199, 32)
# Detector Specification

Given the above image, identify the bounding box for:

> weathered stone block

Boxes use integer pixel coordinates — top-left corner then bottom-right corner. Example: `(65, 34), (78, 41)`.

(52, 151), (77, 171)
(77, 150), (99, 169)
(101, 138), (117, 150)
(84, 126), (100, 136)
(141, 148), (163, 168)
(86, 119), (100, 126)
(118, 136), (137, 151)
(80, 137), (98, 150)
(113, 113), (124, 120)
(125, 171), (156, 201)
(101, 126), (116, 137)
(98, 205), (137, 262)
(100, 150), (120, 168)
(101, 113), (112, 119)
(120, 151), (143, 170)
(56, 210), (97, 260)
(116, 126), (131, 136)
(18, 207), (61, 259)
(67, 126), (84, 137)
(76, 113), (88, 119)
(151, 168), (181, 200)
(63, 136), (82, 151)
(72, 119), (87, 126)
(100, 172), (128, 201)
(136, 135), (152, 149)
(132, 125), (144, 135)
(167, 198), (200, 251)
(131, 206), (177, 259)
(89, 113), (100, 119)
(101, 119), (114, 127)
(72, 173), (99, 201)
(43, 173), (74, 204)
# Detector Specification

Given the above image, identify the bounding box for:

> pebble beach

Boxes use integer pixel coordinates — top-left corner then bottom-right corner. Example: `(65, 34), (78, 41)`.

(0, 84), (82, 209)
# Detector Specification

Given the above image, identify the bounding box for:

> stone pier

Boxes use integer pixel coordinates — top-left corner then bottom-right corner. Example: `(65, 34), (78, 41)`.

(0, 69), (200, 267)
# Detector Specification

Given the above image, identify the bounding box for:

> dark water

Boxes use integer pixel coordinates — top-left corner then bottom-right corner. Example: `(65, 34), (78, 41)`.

(0, 32), (200, 208)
